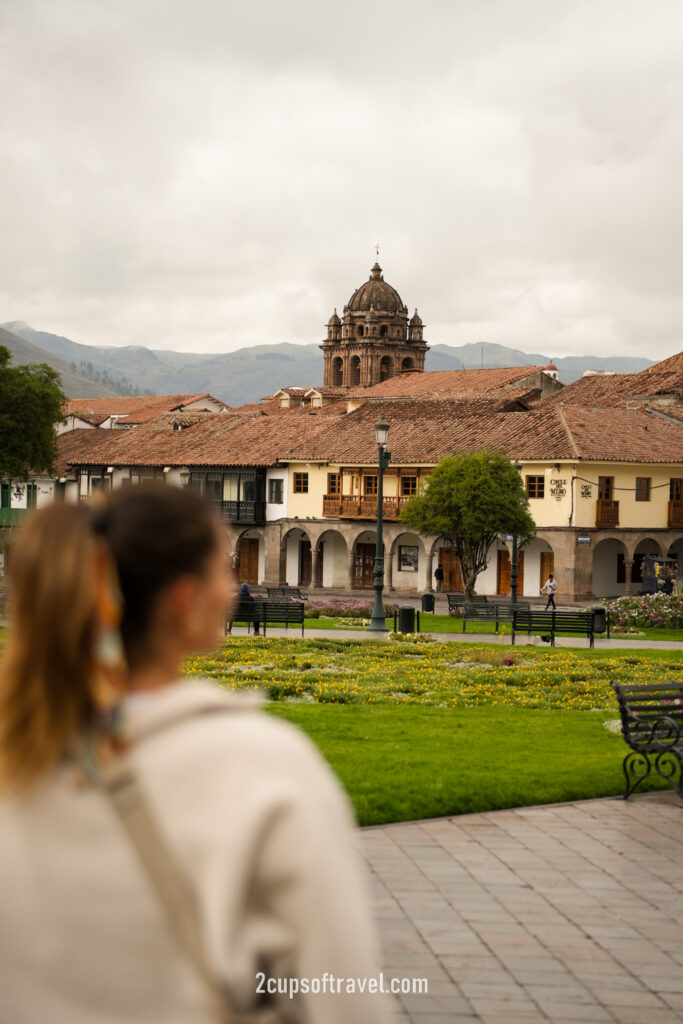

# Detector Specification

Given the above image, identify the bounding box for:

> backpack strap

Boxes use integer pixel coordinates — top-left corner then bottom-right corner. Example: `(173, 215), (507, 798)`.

(76, 692), (275, 1023)
(100, 755), (235, 1022)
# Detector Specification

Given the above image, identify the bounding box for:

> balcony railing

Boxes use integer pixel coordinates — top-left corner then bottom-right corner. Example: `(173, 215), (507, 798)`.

(208, 499), (266, 524)
(596, 498), (619, 527)
(0, 508), (27, 527)
(322, 495), (411, 520)
(668, 500), (683, 528)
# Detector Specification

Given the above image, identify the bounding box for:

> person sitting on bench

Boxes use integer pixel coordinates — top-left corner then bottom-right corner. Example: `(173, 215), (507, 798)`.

(225, 582), (260, 636)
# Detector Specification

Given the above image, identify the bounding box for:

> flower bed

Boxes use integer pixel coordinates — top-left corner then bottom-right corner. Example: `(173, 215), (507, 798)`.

(185, 638), (683, 710)
(305, 598), (399, 619)
(603, 593), (683, 630)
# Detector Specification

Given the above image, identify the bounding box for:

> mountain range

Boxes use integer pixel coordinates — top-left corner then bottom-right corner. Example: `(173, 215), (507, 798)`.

(1, 320), (655, 405)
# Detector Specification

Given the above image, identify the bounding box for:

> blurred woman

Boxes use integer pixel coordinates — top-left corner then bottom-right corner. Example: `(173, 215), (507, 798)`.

(0, 485), (388, 1023)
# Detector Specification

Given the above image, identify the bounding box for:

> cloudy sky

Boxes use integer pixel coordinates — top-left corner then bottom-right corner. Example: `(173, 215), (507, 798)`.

(1, 0), (682, 359)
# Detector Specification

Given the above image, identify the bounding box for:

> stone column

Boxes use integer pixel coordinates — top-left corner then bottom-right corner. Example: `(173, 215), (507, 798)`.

(624, 560), (633, 596)
(348, 550), (356, 589)
(385, 545), (394, 591)
(425, 551), (434, 593)
(262, 524), (284, 586)
(312, 546), (323, 590)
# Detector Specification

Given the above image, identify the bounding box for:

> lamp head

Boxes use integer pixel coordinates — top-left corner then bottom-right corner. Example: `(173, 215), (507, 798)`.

(374, 417), (390, 446)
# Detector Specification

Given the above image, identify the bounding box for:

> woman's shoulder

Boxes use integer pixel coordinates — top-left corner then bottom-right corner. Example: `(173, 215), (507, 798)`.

(126, 679), (338, 794)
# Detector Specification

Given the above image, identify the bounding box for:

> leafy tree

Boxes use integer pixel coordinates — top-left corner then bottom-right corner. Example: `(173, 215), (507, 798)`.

(0, 346), (66, 478)
(400, 451), (535, 599)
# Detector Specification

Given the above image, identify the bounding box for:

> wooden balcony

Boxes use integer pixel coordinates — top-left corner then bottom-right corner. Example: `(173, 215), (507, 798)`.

(322, 494), (411, 520)
(668, 500), (683, 528)
(596, 498), (619, 527)
(207, 499), (265, 525)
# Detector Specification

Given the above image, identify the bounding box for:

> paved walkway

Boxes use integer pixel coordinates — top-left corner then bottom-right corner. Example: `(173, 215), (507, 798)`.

(363, 792), (683, 1023)
(226, 625), (683, 650)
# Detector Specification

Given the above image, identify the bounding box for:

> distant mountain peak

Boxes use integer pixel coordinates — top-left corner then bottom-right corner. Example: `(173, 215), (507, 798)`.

(2, 320), (34, 334)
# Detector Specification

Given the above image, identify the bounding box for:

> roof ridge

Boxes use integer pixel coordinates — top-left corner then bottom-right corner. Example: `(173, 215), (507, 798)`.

(555, 405), (581, 459)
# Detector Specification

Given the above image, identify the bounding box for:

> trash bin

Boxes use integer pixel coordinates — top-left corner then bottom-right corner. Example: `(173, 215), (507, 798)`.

(421, 592), (435, 613)
(398, 605), (416, 633)
(592, 606), (607, 634)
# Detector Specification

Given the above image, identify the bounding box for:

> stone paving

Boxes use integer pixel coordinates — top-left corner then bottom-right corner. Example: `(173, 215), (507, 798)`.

(362, 792), (683, 1024)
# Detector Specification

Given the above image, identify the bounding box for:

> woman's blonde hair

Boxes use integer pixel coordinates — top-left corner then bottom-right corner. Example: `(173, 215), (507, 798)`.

(0, 503), (98, 792)
(0, 485), (220, 794)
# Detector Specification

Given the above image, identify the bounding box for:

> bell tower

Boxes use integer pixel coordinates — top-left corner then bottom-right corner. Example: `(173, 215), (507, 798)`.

(320, 262), (428, 388)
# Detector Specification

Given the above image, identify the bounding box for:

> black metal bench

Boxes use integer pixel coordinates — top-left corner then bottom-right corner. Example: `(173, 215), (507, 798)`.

(446, 593), (487, 615)
(612, 682), (683, 800)
(463, 601), (530, 632)
(511, 609), (605, 647)
(228, 599), (305, 637)
(267, 586), (309, 601)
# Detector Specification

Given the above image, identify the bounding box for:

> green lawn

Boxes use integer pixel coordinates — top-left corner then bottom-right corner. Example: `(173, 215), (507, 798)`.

(265, 703), (656, 826)
(304, 612), (683, 642)
(182, 636), (681, 824)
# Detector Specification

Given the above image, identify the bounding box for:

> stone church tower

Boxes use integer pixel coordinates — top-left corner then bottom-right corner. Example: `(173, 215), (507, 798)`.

(321, 262), (429, 388)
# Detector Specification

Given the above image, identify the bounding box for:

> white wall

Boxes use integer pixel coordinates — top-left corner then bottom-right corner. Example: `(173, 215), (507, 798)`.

(266, 469), (288, 521)
(35, 480), (54, 508)
(476, 542), (501, 595)
(10, 483), (28, 509)
(593, 539), (626, 597)
(391, 532), (424, 592)
(285, 528), (308, 585)
(320, 531), (347, 587)
(521, 538), (553, 597)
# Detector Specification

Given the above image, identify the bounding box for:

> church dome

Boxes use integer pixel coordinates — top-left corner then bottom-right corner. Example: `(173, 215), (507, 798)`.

(346, 262), (406, 313)
(410, 308), (423, 326)
(327, 308), (341, 325)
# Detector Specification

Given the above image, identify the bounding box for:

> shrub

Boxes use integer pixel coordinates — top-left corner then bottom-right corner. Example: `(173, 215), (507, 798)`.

(305, 598), (399, 619)
(602, 593), (683, 630)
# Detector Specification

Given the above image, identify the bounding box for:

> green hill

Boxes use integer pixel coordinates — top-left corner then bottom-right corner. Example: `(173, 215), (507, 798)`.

(2, 321), (656, 405)
(0, 326), (119, 398)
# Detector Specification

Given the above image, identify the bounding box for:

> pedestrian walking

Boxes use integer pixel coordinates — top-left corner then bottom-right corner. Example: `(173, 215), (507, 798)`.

(434, 564), (444, 593)
(541, 573), (558, 610)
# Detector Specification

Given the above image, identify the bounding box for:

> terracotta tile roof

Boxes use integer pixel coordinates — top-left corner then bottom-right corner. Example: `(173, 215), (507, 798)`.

(346, 366), (549, 401)
(58, 406), (339, 471)
(285, 400), (683, 465)
(647, 350), (683, 373)
(57, 395), (683, 474)
(539, 361), (683, 409)
(62, 393), (229, 425)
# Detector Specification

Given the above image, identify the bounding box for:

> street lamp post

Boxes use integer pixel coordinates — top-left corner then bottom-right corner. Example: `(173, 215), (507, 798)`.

(510, 461), (523, 604)
(368, 417), (391, 632)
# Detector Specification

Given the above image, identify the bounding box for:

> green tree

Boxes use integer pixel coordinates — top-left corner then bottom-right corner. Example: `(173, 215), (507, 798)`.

(0, 345), (66, 478)
(400, 451), (535, 599)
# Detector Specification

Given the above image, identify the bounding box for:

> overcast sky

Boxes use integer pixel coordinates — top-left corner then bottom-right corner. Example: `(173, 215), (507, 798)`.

(1, 0), (682, 359)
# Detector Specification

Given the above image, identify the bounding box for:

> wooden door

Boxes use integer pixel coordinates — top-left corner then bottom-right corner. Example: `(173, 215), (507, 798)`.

(497, 549), (524, 595)
(354, 543), (376, 588)
(439, 550), (463, 590)
(238, 538), (259, 584)
(540, 551), (554, 590)
(299, 539), (312, 586)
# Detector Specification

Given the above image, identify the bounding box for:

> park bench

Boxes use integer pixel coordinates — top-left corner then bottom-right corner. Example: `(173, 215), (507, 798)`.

(510, 609), (606, 648)
(611, 681), (683, 800)
(463, 601), (530, 632)
(446, 593), (487, 615)
(267, 586), (309, 601)
(229, 599), (305, 637)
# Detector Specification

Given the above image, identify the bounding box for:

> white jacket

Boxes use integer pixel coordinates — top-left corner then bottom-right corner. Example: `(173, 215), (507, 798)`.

(0, 680), (390, 1023)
